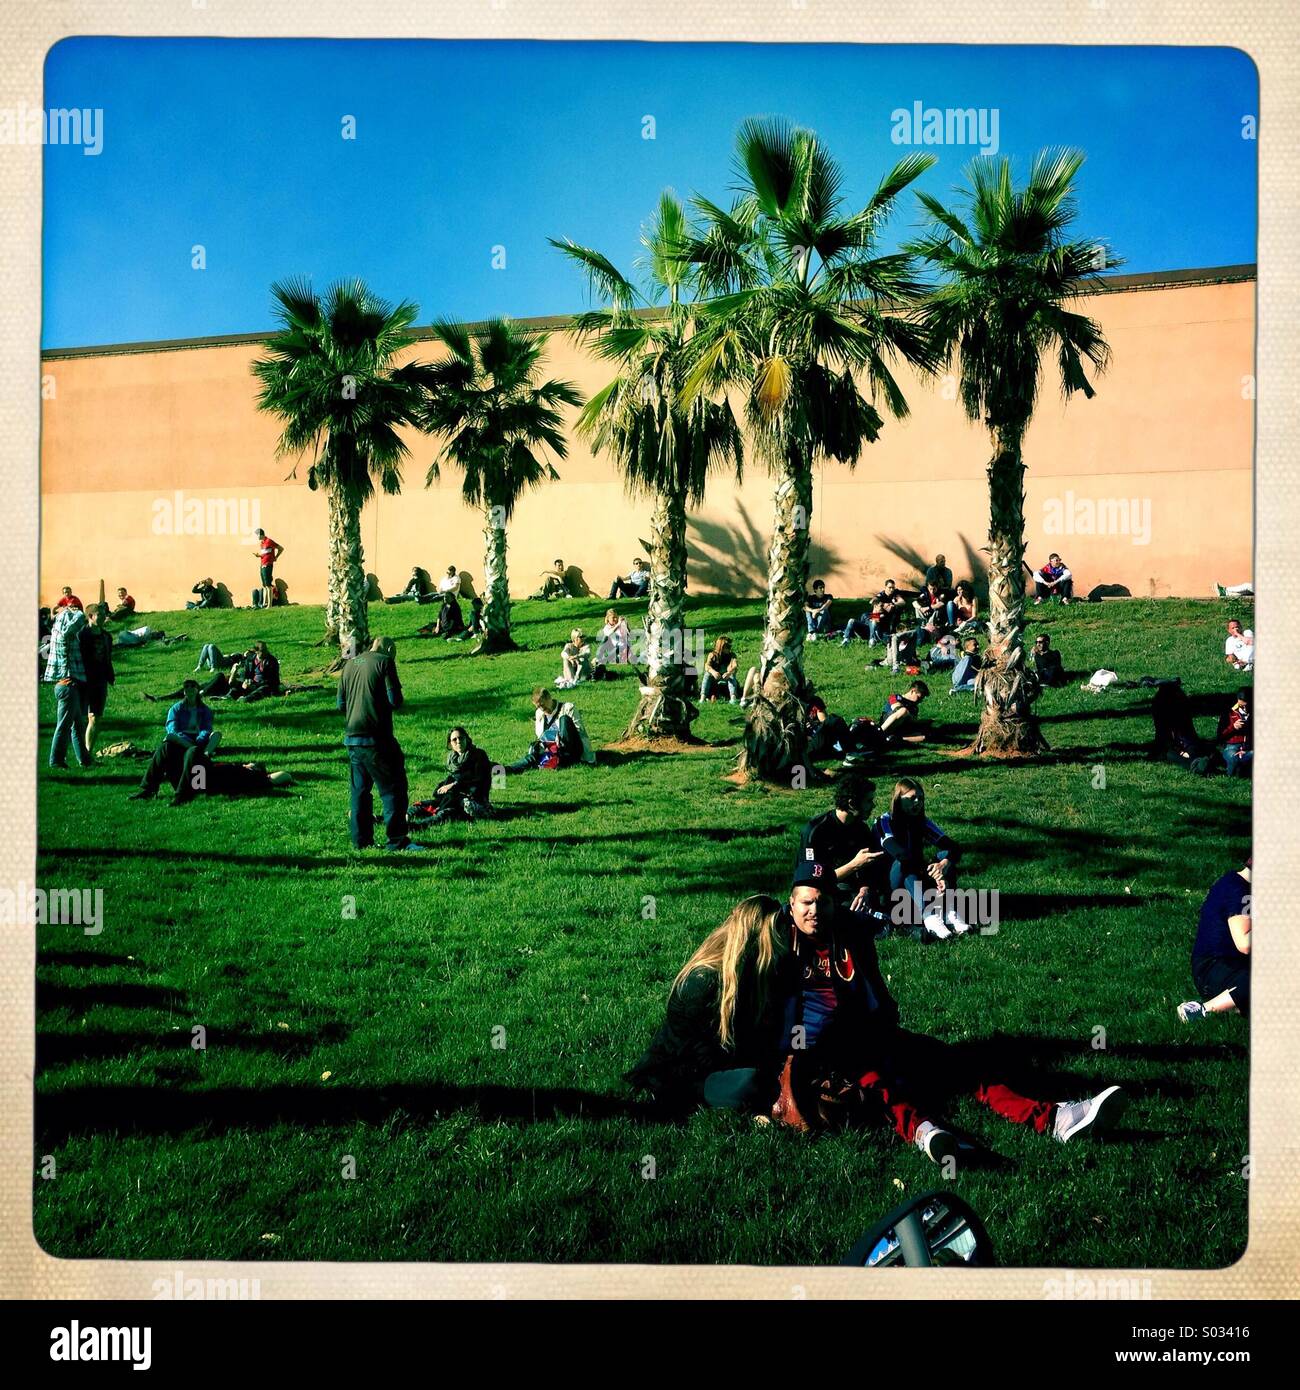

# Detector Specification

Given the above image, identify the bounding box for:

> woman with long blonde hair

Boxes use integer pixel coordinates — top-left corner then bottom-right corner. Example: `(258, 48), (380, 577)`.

(625, 895), (793, 1113)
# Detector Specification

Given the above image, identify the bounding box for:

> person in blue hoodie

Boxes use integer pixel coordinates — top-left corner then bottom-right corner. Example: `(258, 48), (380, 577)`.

(129, 679), (220, 803)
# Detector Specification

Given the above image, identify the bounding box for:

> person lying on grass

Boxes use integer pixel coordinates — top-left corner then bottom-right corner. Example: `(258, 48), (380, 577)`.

(875, 777), (971, 940)
(1178, 859), (1251, 1023)
(168, 754), (294, 804)
(770, 860), (1127, 1159)
(410, 727), (494, 825)
(503, 687), (595, 773)
(624, 894), (795, 1116)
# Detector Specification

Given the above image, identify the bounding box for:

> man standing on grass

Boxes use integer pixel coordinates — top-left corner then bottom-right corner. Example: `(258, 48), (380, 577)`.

(43, 602), (89, 770)
(254, 528), (284, 610)
(79, 603), (116, 754)
(338, 636), (423, 853)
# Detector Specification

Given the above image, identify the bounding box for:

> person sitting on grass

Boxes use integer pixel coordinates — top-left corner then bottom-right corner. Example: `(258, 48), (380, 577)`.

(875, 777), (970, 940)
(1217, 688), (1253, 777)
(556, 629), (593, 689)
(596, 609), (631, 669)
(923, 554), (953, 596)
(804, 580), (835, 640)
(128, 679), (220, 803)
(504, 687), (596, 773)
(946, 579), (980, 632)
(109, 587), (136, 622)
(700, 636), (741, 704)
(384, 567), (429, 605)
(465, 595), (485, 641)
(927, 632), (959, 673)
(145, 649), (252, 703)
(55, 586), (83, 612)
(1032, 632), (1067, 687)
(1223, 619), (1254, 672)
(878, 682), (930, 743)
(841, 579), (907, 647)
(804, 696), (855, 763)
(608, 558), (650, 600)
(535, 558), (570, 600)
(238, 640), (282, 703)
(1151, 681), (1214, 775)
(1031, 554), (1074, 605)
(187, 578), (218, 610)
(411, 727), (494, 825)
(1178, 860), (1251, 1023)
(770, 861), (1126, 1156)
(798, 779), (890, 923)
(428, 586), (464, 639)
(624, 894), (795, 1116)
(950, 636), (984, 694)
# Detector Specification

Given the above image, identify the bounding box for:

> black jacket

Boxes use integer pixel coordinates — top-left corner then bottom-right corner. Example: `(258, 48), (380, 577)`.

(445, 745), (492, 802)
(625, 941), (797, 1108)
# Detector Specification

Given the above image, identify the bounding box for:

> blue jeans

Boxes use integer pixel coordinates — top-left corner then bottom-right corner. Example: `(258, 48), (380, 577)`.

(347, 741), (410, 848)
(890, 851), (954, 924)
(50, 681), (88, 767)
(700, 671), (739, 701)
(1223, 745), (1252, 777)
(807, 609), (832, 635)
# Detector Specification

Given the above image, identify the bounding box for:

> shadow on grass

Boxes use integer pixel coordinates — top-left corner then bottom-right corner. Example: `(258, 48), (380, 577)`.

(35, 1079), (649, 1142)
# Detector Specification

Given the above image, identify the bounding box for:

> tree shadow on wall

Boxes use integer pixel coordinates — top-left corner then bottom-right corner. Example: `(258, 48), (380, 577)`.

(688, 503), (842, 597)
(875, 532), (989, 601)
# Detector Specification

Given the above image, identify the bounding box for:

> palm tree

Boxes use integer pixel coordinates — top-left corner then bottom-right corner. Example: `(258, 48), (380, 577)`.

(422, 318), (583, 653)
(909, 150), (1116, 754)
(550, 191), (744, 741)
(251, 278), (437, 652)
(683, 118), (938, 779)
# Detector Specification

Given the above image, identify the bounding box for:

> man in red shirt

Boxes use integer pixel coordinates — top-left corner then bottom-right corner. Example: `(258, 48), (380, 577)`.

(54, 586), (83, 611)
(109, 587), (136, 622)
(254, 529), (284, 610)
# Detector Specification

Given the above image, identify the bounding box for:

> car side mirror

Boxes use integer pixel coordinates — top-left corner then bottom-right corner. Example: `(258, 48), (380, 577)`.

(842, 1190), (994, 1268)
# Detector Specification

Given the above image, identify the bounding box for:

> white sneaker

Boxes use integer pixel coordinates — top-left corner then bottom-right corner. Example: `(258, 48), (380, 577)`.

(915, 1120), (961, 1165)
(1053, 1084), (1126, 1142)
(808, 633), (817, 643)
(944, 909), (973, 936)
(922, 913), (952, 940)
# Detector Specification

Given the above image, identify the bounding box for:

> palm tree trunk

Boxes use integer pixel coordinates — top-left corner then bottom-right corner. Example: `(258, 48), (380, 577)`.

(476, 504), (517, 654)
(328, 487), (370, 654)
(974, 431), (1047, 755)
(624, 486), (697, 740)
(323, 490), (344, 644)
(741, 450), (815, 780)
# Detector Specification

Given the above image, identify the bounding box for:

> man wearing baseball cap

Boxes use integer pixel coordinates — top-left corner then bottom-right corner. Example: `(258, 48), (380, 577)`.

(775, 859), (1127, 1159)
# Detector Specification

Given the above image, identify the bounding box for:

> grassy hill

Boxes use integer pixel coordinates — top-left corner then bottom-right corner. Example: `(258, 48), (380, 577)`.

(34, 592), (1252, 1267)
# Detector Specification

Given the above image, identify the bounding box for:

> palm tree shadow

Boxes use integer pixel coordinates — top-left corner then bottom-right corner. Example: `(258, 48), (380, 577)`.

(875, 532), (989, 601)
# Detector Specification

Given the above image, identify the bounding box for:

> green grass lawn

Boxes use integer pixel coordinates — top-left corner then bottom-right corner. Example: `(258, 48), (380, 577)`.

(34, 592), (1251, 1267)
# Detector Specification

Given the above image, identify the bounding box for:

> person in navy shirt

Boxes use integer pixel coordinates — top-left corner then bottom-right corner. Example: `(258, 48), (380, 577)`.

(1178, 861), (1251, 1021)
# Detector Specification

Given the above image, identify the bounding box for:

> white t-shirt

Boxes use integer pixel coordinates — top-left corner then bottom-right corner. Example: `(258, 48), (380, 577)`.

(1225, 631), (1255, 667)
(437, 575), (461, 595)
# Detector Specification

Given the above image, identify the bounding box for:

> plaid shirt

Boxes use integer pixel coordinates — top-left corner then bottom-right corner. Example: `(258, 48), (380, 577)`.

(44, 607), (87, 683)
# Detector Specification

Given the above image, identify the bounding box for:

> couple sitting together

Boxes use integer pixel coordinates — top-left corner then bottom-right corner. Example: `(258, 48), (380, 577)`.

(626, 815), (1125, 1163)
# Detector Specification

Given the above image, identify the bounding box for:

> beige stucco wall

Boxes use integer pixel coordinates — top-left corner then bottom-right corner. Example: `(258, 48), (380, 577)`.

(39, 275), (1254, 610)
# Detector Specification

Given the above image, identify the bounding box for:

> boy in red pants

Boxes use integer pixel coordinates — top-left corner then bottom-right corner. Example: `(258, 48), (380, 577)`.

(773, 861), (1127, 1159)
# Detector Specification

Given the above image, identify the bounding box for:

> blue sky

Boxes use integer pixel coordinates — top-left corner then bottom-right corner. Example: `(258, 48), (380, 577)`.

(41, 40), (1257, 349)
